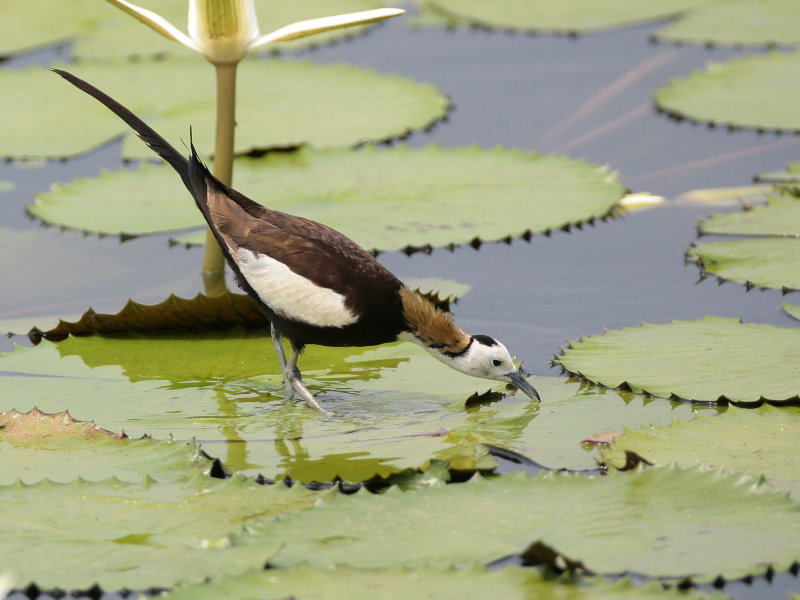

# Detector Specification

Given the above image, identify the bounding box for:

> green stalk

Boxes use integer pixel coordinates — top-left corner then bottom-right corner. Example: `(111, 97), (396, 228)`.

(202, 61), (239, 296)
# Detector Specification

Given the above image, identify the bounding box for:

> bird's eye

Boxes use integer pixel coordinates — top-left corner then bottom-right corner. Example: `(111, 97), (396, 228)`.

(492, 359), (502, 367)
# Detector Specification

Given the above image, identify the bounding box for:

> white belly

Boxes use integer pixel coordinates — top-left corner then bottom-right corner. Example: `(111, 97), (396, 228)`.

(235, 249), (358, 328)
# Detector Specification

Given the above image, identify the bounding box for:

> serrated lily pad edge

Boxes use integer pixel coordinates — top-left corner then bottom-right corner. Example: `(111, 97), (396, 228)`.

(652, 54), (800, 135)
(553, 317), (800, 406)
(685, 241), (800, 294)
(418, 0), (706, 37)
(11, 467), (800, 594)
(170, 206), (624, 255)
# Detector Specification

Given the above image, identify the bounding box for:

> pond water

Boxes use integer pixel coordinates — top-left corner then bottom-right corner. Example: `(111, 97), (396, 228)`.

(0, 12), (798, 600)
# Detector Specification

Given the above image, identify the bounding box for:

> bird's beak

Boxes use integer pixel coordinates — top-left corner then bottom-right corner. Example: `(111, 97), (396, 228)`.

(505, 367), (541, 401)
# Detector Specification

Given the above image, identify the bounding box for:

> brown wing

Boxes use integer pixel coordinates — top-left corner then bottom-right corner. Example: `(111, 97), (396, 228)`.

(205, 178), (403, 318)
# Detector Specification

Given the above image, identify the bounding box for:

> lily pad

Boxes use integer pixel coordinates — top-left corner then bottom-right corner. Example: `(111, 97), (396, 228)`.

(0, 0), (106, 57)
(164, 565), (721, 600)
(654, 51), (800, 132)
(24, 285), (460, 340)
(556, 316), (800, 404)
(418, 0), (714, 34)
(687, 238), (800, 291)
(699, 193), (800, 237)
(0, 332), (698, 481)
(31, 145), (624, 252)
(0, 408), (216, 484)
(687, 193), (800, 290)
(0, 61), (448, 160)
(256, 467), (800, 581)
(602, 405), (800, 499)
(653, 0), (800, 47)
(0, 474), (318, 589)
(30, 292), (267, 340)
(754, 162), (800, 191)
(73, 0), (391, 61)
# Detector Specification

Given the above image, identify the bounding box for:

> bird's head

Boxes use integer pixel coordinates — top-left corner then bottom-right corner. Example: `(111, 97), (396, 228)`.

(398, 287), (540, 401)
(437, 334), (540, 401)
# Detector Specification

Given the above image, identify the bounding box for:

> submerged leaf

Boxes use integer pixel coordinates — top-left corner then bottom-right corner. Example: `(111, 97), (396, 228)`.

(164, 565), (718, 600)
(0, 408), (216, 484)
(655, 51), (800, 132)
(0, 333), (697, 481)
(0, 61), (448, 160)
(0, 475), (317, 589)
(31, 145), (624, 252)
(257, 467), (800, 581)
(556, 316), (800, 404)
(602, 405), (800, 499)
(673, 185), (770, 207)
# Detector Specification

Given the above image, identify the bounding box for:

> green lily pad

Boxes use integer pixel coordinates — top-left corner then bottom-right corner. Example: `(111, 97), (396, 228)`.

(418, 0), (714, 34)
(602, 405), (800, 499)
(164, 565), (721, 600)
(23, 285), (459, 339)
(256, 467), (800, 581)
(699, 193), (800, 237)
(0, 474), (318, 589)
(0, 61), (448, 160)
(0, 0), (106, 57)
(0, 408), (216, 484)
(556, 316), (800, 404)
(31, 145), (624, 252)
(73, 0), (390, 61)
(404, 277), (472, 302)
(784, 302), (800, 320)
(755, 162), (800, 190)
(28, 292), (267, 339)
(687, 193), (800, 290)
(687, 238), (800, 291)
(0, 332), (698, 480)
(653, 0), (800, 47)
(654, 51), (800, 132)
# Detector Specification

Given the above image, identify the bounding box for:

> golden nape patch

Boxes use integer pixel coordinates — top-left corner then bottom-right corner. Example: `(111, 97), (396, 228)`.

(399, 287), (470, 354)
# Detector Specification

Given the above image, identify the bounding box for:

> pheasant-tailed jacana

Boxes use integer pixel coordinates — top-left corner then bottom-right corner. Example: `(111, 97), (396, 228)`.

(54, 69), (540, 413)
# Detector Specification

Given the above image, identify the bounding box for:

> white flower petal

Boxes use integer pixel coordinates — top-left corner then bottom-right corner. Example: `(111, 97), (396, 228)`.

(104, 0), (201, 52)
(249, 7), (404, 49)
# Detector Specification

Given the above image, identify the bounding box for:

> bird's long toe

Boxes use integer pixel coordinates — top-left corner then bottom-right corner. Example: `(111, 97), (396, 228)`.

(284, 369), (329, 415)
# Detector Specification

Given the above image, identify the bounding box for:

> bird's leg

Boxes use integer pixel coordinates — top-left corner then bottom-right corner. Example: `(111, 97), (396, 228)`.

(270, 325), (294, 398)
(270, 324), (329, 414)
(285, 346), (330, 415)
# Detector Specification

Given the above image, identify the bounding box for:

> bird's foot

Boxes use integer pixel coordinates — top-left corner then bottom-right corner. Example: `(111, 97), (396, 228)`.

(283, 368), (331, 415)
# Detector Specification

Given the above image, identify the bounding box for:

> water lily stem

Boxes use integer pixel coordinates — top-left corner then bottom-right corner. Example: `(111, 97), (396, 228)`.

(202, 61), (239, 296)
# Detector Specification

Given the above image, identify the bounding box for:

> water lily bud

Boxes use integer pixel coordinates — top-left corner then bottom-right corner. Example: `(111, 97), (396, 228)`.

(188, 0), (259, 64)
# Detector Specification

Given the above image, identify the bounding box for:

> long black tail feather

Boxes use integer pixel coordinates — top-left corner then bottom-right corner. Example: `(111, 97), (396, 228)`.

(52, 69), (191, 191)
